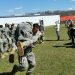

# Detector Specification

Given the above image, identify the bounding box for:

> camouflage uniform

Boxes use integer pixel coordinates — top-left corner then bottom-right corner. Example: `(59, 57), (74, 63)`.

(0, 25), (8, 53)
(9, 24), (17, 50)
(15, 22), (38, 75)
(0, 25), (9, 59)
(0, 26), (4, 53)
(3, 24), (11, 51)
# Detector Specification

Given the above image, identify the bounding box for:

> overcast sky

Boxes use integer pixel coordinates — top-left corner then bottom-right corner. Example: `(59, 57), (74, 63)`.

(0, 0), (75, 16)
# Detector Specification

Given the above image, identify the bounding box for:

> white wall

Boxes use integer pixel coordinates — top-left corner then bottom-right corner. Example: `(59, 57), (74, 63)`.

(0, 15), (60, 27)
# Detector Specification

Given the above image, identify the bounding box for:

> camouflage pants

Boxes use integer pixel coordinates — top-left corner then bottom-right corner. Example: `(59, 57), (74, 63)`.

(18, 52), (36, 74)
(0, 38), (8, 53)
(0, 38), (4, 53)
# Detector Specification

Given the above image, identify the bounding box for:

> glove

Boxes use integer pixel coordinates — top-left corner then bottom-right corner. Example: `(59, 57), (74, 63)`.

(17, 41), (24, 57)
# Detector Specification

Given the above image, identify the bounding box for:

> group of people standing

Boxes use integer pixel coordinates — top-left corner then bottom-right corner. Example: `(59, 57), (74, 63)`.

(0, 23), (16, 58)
(54, 19), (75, 46)
(0, 18), (75, 75)
(0, 20), (45, 75)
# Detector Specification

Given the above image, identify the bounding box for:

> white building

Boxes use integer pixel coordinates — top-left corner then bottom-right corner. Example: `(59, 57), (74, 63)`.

(0, 15), (60, 27)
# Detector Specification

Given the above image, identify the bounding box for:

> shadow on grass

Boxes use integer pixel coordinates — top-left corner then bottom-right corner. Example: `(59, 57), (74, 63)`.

(0, 65), (18, 75)
(45, 39), (65, 41)
(64, 42), (72, 45)
(64, 42), (75, 48)
(53, 42), (75, 48)
(53, 45), (75, 48)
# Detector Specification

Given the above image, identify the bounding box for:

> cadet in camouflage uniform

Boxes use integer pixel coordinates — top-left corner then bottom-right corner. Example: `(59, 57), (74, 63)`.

(9, 23), (17, 53)
(0, 25), (8, 58)
(3, 23), (12, 51)
(0, 25), (4, 53)
(15, 22), (41, 75)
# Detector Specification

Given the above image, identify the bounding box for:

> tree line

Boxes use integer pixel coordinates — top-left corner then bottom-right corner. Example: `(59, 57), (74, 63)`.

(0, 10), (75, 17)
(35, 10), (75, 16)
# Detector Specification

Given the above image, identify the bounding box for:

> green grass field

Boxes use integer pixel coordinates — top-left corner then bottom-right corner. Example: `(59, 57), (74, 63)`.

(0, 25), (75, 75)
